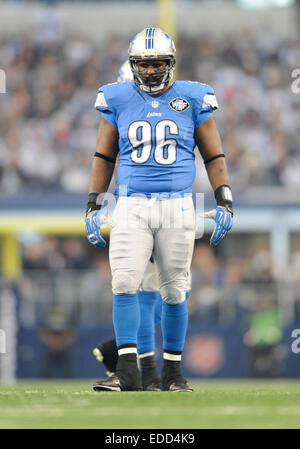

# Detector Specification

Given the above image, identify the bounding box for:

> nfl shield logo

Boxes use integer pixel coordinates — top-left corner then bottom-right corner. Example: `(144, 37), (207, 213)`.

(152, 101), (159, 108)
(169, 98), (190, 112)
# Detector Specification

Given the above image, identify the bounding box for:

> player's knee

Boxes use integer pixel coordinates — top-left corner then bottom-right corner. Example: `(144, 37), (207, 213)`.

(112, 271), (139, 295)
(161, 285), (185, 305)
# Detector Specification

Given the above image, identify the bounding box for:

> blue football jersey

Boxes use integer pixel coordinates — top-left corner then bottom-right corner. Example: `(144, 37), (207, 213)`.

(94, 81), (218, 197)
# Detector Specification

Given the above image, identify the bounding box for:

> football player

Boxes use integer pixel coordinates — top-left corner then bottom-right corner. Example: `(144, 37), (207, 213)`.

(86, 28), (233, 392)
(93, 61), (194, 391)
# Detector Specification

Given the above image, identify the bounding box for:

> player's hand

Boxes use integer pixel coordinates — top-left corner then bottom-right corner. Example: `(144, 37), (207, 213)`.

(204, 205), (233, 247)
(85, 210), (107, 248)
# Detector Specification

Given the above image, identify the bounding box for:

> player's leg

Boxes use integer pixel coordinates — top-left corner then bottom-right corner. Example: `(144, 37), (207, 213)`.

(91, 267), (192, 384)
(153, 268), (191, 325)
(92, 294), (161, 389)
(93, 196), (153, 391)
(92, 259), (162, 387)
(138, 258), (161, 390)
(154, 197), (195, 392)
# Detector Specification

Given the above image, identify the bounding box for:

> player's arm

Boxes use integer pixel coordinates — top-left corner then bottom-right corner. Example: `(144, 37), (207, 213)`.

(88, 117), (119, 194)
(194, 116), (233, 246)
(85, 117), (119, 248)
(195, 116), (230, 190)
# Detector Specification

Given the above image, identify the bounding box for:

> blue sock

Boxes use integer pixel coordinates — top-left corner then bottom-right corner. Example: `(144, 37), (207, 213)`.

(161, 299), (188, 352)
(154, 294), (163, 325)
(155, 292), (188, 325)
(113, 294), (140, 347)
(137, 290), (160, 354)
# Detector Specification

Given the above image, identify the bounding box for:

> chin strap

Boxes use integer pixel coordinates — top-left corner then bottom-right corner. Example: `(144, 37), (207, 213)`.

(139, 81), (166, 95)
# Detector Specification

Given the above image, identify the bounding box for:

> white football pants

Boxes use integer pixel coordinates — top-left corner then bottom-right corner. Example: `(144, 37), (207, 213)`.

(109, 196), (195, 304)
(140, 258), (192, 294)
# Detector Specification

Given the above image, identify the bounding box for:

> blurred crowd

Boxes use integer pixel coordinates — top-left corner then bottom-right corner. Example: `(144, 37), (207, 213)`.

(0, 20), (299, 196)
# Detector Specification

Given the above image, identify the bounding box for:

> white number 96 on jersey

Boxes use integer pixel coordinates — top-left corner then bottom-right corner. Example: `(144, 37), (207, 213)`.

(128, 120), (179, 165)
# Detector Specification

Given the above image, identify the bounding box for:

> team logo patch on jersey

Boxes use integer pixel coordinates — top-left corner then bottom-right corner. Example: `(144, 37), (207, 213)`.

(169, 98), (190, 112)
(151, 101), (159, 108)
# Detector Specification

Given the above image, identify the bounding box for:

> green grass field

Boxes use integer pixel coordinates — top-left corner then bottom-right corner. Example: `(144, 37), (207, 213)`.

(0, 380), (300, 429)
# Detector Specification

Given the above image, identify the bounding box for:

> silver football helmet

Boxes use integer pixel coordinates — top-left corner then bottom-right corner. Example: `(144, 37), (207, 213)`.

(128, 27), (176, 95)
(117, 60), (133, 82)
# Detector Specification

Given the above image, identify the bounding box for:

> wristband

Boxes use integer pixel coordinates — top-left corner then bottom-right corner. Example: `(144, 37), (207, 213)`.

(86, 192), (101, 217)
(214, 185), (233, 215)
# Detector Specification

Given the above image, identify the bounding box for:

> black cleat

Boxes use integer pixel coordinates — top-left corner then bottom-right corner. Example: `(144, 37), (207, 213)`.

(144, 380), (162, 391)
(162, 360), (193, 392)
(166, 380), (193, 392)
(139, 355), (161, 391)
(92, 339), (118, 376)
(93, 353), (142, 392)
(93, 376), (122, 391)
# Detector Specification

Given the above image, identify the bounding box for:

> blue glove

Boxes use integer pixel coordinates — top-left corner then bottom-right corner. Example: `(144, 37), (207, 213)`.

(85, 210), (106, 248)
(204, 206), (233, 247)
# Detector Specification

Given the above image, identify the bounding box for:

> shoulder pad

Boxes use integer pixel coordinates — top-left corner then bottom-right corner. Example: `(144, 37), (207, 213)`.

(94, 82), (133, 113)
(173, 81), (219, 112)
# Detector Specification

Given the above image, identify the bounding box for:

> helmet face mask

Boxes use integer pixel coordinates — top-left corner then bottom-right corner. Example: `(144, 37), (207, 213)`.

(128, 28), (176, 95)
(130, 57), (173, 94)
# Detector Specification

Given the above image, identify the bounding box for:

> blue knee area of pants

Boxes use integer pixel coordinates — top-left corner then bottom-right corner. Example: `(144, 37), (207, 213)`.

(137, 290), (160, 354)
(161, 299), (188, 352)
(113, 294), (140, 347)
